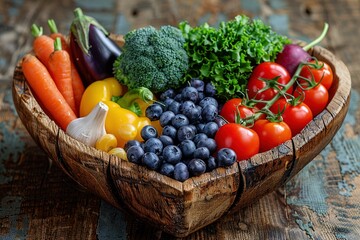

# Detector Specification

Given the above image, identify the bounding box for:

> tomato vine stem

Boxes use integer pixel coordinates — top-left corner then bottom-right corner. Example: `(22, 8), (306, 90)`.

(241, 60), (321, 126)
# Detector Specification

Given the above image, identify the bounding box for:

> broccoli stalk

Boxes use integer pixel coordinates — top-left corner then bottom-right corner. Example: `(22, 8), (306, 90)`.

(112, 87), (154, 116)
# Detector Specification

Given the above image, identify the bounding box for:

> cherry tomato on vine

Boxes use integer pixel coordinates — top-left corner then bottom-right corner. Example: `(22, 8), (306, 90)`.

(293, 84), (329, 116)
(252, 119), (292, 153)
(214, 123), (259, 161)
(270, 98), (313, 136)
(299, 60), (333, 90)
(247, 62), (292, 108)
(220, 98), (256, 123)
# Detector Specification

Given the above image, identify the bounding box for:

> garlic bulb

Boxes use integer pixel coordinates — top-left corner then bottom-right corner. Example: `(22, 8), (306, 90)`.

(66, 101), (108, 147)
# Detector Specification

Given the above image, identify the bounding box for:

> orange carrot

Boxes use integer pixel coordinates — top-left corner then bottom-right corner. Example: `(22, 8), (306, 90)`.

(48, 19), (85, 115)
(47, 19), (70, 53)
(70, 65), (85, 115)
(47, 38), (77, 115)
(21, 54), (77, 130)
(31, 24), (54, 68)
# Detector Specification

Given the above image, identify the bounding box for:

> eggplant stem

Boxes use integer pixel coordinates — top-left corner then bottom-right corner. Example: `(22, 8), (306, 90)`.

(303, 23), (329, 51)
(71, 8), (109, 55)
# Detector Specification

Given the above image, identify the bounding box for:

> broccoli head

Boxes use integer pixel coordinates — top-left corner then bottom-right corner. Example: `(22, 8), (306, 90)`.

(113, 25), (189, 93)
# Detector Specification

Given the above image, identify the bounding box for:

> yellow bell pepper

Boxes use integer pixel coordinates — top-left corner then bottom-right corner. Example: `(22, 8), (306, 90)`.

(80, 77), (126, 117)
(103, 101), (140, 147)
(80, 77), (161, 148)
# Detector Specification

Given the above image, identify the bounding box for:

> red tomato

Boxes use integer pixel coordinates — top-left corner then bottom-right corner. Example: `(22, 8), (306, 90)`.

(252, 119), (292, 153)
(270, 98), (313, 136)
(293, 84), (329, 116)
(220, 98), (256, 123)
(247, 62), (292, 108)
(215, 123), (259, 161)
(299, 60), (333, 90)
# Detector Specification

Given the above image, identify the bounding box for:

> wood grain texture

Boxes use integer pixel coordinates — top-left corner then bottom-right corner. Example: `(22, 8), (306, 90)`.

(110, 156), (239, 237)
(1, 0), (360, 239)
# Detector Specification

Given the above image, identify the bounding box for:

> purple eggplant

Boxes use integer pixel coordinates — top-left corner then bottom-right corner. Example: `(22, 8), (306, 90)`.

(70, 8), (122, 86)
(276, 23), (329, 76)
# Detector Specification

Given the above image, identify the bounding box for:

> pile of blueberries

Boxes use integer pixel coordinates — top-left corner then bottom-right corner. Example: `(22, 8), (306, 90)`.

(125, 79), (237, 182)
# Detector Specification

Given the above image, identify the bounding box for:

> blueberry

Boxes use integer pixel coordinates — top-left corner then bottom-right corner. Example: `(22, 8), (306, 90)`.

(188, 159), (206, 176)
(174, 162), (189, 182)
(181, 86), (199, 102)
(193, 147), (210, 160)
(160, 89), (176, 101)
(124, 140), (141, 152)
(158, 135), (174, 147)
(197, 138), (217, 153)
(126, 145), (145, 164)
(199, 97), (218, 109)
(188, 106), (202, 123)
(202, 122), (219, 138)
(190, 78), (205, 92)
(141, 125), (158, 141)
(142, 152), (162, 170)
(202, 104), (218, 123)
(178, 139), (196, 158)
(160, 163), (175, 177)
(162, 145), (182, 164)
(162, 125), (177, 140)
(188, 124), (197, 134)
(193, 133), (208, 145)
(217, 148), (237, 167)
(159, 111), (175, 127)
(168, 100), (181, 114)
(214, 115), (227, 127)
(163, 98), (175, 110)
(177, 125), (196, 142)
(171, 114), (189, 129)
(180, 100), (196, 117)
(207, 156), (217, 171)
(145, 104), (163, 121)
(197, 92), (205, 103)
(205, 82), (216, 97)
(174, 93), (183, 102)
(143, 138), (163, 155)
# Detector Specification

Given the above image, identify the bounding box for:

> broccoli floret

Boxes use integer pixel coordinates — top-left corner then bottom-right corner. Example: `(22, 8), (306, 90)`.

(113, 25), (189, 93)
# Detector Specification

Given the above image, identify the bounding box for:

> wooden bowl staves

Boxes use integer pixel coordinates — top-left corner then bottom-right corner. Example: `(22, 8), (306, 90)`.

(12, 45), (351, 237)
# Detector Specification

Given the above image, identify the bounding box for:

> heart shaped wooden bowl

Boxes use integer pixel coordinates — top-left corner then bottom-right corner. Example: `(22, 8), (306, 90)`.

(12, 43), (351, 237)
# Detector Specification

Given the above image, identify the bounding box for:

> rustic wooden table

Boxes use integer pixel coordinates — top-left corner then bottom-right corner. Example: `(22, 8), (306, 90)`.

(1, 0), (359, 239)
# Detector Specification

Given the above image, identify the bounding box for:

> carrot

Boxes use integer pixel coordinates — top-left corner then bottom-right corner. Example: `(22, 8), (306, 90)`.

(21, 54), (77, 130)
(47, 19), (70, 53)
(47, 38), (77, 115)
(31, 24), (54, 68)
(70, 65), (85, 115)
(48, 19), (85, 115)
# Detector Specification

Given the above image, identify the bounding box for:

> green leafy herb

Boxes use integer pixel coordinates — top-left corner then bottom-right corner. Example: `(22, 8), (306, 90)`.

(179, 15), (290, 100)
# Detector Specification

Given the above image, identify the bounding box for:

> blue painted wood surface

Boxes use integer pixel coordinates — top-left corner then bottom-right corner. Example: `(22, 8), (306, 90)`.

(1, 0), (360, 239)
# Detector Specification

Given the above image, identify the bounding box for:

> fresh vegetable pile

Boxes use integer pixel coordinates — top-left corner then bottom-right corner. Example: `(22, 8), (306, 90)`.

(22, 8), (333, 182)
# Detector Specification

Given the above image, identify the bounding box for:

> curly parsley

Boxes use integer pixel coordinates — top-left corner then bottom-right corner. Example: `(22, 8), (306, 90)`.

(179, 15), (290, 100)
